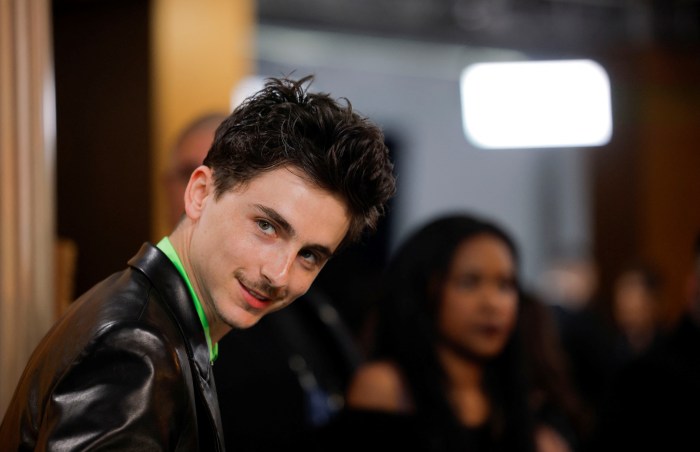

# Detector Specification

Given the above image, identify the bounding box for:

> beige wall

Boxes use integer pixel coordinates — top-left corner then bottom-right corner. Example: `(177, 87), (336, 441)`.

(151, 0), (255, 240)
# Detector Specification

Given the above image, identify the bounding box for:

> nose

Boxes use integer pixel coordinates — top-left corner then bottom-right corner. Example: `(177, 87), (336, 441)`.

(479, 283), (508, 309)
(261, 247), (295, 287)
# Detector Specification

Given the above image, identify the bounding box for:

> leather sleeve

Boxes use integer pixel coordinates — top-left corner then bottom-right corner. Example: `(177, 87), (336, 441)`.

(35, 322), (194, 451)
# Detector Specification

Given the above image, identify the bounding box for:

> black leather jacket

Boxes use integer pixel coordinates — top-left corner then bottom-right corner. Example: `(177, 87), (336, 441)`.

(0, 243), (225, 451)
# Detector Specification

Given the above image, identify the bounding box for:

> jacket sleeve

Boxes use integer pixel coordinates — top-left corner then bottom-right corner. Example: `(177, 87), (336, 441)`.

(37, 323), (195, 451)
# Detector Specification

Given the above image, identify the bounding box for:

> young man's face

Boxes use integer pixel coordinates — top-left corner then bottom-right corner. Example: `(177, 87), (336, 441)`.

(184, 165), (350, 335)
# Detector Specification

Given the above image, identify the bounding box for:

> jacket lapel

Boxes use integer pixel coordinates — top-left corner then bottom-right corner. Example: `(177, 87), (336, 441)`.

(128, 242), (225, 450)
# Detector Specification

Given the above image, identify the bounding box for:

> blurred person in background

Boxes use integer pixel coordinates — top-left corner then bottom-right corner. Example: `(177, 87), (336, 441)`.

(595, 232), (700, 451)
(609, 260), (663, 369)
(164, 112), (228, 227)
(0, 75), (396, 451)
(310, 213), (582, 452)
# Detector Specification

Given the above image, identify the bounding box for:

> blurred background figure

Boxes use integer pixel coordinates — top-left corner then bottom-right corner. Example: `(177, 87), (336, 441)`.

(163, 112), (364, 451)
(215, 287), (363, 451)
(595, 232), (700, 451)
(610, 261), (663, 367)
(163, 112), (228, 227)
(537, 256), (600, 315)
(310, 213), (583, 452)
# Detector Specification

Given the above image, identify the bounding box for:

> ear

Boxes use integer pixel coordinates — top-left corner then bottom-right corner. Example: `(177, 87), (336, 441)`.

(184, 165), (213, 220)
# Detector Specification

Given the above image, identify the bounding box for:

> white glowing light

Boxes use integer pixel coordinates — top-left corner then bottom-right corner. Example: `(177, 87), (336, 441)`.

(460, 59), (612, 149)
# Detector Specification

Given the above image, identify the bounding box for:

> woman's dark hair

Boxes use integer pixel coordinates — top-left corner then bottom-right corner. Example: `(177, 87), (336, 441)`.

(369, 212), (536, 451)
(519, 290), (594, 448)
(203, 75), (396, 249)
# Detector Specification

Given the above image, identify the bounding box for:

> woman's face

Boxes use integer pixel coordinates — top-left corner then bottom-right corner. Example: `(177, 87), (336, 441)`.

(438, 233), (519, 360)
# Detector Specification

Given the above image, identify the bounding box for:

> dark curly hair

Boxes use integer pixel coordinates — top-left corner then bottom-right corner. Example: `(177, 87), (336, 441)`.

(203, 75), (396, 249)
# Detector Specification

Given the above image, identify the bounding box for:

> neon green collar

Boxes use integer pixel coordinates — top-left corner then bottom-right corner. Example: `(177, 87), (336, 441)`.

(157, 237), (218, 363)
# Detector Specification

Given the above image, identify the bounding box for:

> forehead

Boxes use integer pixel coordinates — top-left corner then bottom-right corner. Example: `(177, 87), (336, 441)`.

(451, 234), (514, 271)
(222, 167), (351, 250)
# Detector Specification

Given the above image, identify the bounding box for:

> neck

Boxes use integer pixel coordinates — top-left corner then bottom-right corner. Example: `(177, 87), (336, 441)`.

(436, 342), (490, 426)
(168, 224), (228, 343)
(436, 340), (484, 389)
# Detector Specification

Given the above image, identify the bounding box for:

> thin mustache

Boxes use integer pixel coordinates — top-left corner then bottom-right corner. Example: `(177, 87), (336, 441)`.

(235, 271), (288, 301)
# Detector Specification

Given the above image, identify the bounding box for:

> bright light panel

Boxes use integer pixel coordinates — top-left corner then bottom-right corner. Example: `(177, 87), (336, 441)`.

(460, 59), (612, 149)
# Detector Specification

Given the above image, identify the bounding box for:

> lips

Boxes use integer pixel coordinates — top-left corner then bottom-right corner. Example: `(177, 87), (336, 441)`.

(475, 324), (504, 336)
(239, 281), (273, 310)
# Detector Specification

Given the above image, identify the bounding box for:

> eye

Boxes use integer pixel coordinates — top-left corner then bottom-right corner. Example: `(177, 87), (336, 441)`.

(498, 277), (517, 292)
(256, 219), (276, 235)
(454, 274), (480, 290)
(299, 249), (319, 266)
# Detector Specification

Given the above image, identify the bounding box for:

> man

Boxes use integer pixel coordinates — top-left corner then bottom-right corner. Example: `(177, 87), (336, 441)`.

(0, 75), (396, 451)
(165, 108), (365, 451)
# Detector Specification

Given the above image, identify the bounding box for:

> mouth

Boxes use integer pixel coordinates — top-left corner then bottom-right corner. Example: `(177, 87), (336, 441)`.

(476, 324), (504, 336)
(238, 280), (274, 310)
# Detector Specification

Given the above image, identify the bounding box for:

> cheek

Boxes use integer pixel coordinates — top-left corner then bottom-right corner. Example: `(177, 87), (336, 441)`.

(501, 295), (519, 331)
(197, 229), (254, 284)
(440, 291), (477, 329)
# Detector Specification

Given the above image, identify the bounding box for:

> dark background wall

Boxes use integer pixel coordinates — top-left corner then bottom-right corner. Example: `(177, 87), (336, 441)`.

(53, 0), (151, 297)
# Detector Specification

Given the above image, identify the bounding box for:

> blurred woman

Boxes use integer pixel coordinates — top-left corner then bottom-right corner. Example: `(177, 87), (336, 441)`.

(311, 213), (579, 451)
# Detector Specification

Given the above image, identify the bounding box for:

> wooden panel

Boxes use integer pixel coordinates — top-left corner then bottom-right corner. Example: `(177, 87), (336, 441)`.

(639, 50), (700, 325)
(590, 48), (645, 313)
(592, 47), (700, 327)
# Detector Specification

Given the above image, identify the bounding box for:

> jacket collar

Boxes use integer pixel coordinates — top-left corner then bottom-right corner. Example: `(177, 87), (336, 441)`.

(127, 242), (212, 380)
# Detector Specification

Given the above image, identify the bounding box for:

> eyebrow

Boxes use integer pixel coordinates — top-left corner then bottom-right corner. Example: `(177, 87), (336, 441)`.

(254, 204), (334, 262)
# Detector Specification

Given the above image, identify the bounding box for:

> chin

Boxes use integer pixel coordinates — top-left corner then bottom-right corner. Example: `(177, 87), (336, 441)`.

(229, 314), (263, 330)
(480, 345), (508, 359)
(221, 305), (264, 330)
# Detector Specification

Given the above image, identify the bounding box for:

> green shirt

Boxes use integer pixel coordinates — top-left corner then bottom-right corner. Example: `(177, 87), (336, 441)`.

(157, 237), (218, 363)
